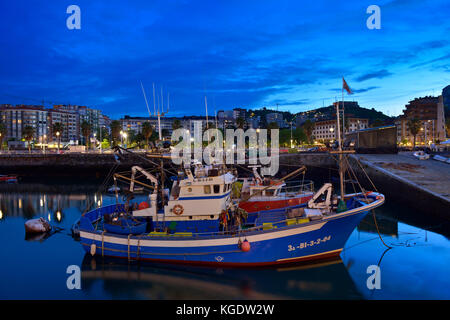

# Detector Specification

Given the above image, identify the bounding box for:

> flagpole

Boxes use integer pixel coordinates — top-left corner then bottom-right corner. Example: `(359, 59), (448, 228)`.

(342, 78), (345, 141)
(337, 79), (345, 202)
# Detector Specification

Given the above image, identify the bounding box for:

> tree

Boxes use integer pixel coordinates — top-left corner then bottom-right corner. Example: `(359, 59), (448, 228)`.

(22, 125), (35, 153)
(235, 117), (245, 129)
(161, 128), (170, 138)
(126, 129), (137, 147)
(172, 119), (182, 130)
(134, 133), (145, 148)
(279, 129), (292, 147)
(97, 126), (109, 143)
(101, 139), (110, 150)
(52, 122), (64, 151)
(370, 118), (383, 128)
(80, 121), (92, 149)
(110, 120), (122, 146)
(0, 122), (6, 150)
(407, 118), (421, 150)
(446, 119), (450, 137)
(302, 120), (315, 144)
(266, 122), (279, 139)
(141, 122), (153, 149)
(293, 126), (307, 145)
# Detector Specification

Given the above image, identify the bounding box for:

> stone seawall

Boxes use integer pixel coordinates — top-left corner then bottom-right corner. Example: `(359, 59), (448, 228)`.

(349, 154), (450, 220)
(0, 152), (337, 177)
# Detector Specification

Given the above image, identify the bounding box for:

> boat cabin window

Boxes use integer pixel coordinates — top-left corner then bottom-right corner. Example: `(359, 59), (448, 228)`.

(208, 169), (219, 177)
(204, 185), (211, 194)
(266, 190), (275, 196)
(213, 184), (220, 193)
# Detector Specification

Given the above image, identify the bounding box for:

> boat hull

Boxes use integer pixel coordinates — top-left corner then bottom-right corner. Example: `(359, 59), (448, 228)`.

(79, 197), (381, 266)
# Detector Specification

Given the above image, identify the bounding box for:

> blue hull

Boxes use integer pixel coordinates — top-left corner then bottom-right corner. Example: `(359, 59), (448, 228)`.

(79, 202), (378, 266)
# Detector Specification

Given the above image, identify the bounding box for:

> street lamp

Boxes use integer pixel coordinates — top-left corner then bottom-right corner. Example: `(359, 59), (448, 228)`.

(43, 134), (47, 154)
(123, 132), (128, 148)
(56, 131), (60, 153)
(289, 121), (293, 148)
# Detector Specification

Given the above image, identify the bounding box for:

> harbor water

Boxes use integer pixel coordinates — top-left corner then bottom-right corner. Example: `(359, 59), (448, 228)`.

(0, 180), (449, 300)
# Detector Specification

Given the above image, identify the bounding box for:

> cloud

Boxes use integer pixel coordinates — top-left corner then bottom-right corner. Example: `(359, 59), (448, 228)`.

(329, 86), (380, 94)
(356, 70), (393, 82)
(0, 0), (449, 118)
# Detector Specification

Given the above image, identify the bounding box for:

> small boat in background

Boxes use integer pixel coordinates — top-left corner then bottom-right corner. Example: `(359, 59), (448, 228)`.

(0, 174), (18, 183)
(107, 185), (120, 193)
(433, 154), (450, 164)
(25, 217), (51, 234)
(413, 151), (430, 160)
(133, 186), (145, 193)
(237, 166), (313, 222)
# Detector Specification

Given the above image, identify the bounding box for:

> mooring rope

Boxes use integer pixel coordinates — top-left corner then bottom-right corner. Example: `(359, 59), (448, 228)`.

(344, 156), (391, 249)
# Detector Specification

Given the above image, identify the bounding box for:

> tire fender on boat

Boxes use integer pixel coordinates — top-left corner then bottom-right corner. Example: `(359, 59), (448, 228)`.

(173, 204), (184, 216)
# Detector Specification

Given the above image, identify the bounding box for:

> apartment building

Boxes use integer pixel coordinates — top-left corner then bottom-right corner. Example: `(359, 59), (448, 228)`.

(0, 104), (49, 142)
(0, 104), (106, 145)
(312, 117), (369, 141)
(395, 96), (446, 144)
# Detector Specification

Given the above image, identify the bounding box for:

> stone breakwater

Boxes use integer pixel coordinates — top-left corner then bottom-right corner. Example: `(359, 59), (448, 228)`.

(349, 152), (450, 220)
(0, 152), (336, 175)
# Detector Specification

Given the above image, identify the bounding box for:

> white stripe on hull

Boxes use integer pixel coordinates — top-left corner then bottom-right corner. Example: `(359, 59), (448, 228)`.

(80, 221), (327, 248)
(79, 193), (384, 249)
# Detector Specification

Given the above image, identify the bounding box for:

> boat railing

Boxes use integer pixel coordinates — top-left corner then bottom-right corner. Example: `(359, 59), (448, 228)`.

(280, 180), (314, 195)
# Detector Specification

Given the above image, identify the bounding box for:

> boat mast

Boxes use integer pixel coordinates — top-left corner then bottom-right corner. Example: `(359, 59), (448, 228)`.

(336, 98), (345, 200)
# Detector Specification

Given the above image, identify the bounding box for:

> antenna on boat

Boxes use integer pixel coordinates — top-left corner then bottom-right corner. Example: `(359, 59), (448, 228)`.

(335, 100), (345, 201)
(140, 81), (152, 118)
(152, 83), (157, 115)
(150, 83), (170, 141)
(205, 95), (210, 143)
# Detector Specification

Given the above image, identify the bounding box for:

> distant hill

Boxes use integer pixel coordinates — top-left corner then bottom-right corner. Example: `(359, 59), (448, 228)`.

(300, 103), (392, 125)
(248, 103), (392, 126)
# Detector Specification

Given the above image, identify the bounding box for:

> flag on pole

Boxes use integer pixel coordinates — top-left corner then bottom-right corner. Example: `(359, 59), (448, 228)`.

(342, 77), (353, 94)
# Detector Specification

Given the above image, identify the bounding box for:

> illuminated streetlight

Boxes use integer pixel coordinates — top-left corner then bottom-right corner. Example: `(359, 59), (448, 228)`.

(56, 131), (60, 153)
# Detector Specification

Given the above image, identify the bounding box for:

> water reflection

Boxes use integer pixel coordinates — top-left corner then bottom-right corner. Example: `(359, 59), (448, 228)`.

(0, 184), (449, 300)
(80, 255), (361, 300)
(0, 191), (111, 223)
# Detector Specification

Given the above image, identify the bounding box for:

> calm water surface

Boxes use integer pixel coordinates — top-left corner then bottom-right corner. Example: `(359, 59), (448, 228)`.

(0, 182), (449, 300)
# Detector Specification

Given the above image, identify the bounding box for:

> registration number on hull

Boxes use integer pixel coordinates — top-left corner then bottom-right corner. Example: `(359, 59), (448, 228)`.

(287, 235), (331, 251)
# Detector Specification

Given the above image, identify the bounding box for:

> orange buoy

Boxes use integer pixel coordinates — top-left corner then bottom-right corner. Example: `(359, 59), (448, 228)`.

(240, 239), (251, 252)
(138, 201), (150, 210)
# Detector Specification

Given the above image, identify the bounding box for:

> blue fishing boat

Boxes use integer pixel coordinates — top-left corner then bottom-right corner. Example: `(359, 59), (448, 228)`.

(77, 101), (385, 266)
(78, 162), (385, 266)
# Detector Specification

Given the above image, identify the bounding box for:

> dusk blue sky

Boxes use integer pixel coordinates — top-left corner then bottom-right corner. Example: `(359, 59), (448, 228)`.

(1, 0), (449, 119)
